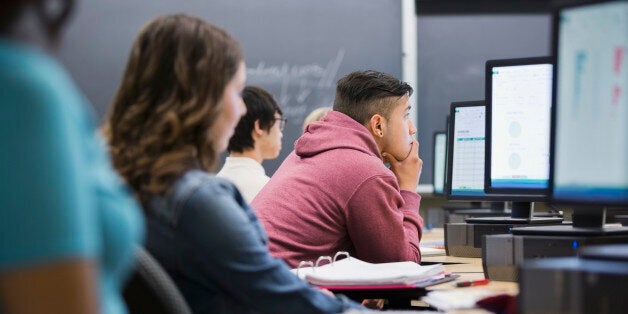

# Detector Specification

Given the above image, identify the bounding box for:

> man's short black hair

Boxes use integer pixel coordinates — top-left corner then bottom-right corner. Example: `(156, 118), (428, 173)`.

(332, 70), (413, 125)
(227, 86), (282, 153)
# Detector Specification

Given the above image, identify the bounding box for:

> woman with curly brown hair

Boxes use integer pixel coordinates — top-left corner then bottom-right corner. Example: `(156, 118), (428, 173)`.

(106, 14), (360, 314)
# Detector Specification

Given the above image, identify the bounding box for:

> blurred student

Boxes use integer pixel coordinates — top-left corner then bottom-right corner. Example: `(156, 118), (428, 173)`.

(253, 70), (424, 268)
(303, 106), (332, 131)
(106, 14), (360, 313)
(0, 1), (143, 314)
(217, 86), (285, 203)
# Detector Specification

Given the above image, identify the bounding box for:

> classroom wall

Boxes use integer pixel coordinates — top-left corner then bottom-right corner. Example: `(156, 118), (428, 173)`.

(56, 2), (552, 183)
(416, 14), (552, 185)
(57, 0), (403, 176)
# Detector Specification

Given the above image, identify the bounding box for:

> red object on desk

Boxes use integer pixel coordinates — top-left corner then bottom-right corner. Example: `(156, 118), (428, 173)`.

(455, 279), (490, 287)
(476, 293), (516, 314)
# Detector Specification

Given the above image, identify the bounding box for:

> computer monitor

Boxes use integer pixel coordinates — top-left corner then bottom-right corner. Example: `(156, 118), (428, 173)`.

(441, 114), (487, 212)
(513, 0), (628, 236)
(447, 101), (514, 204)
(432, 131), (447, 195)
(549, 0), (628, 230)
(446, 101), (509, 215)
(447, 102), (489, 199)
(485, 57), (553, 196)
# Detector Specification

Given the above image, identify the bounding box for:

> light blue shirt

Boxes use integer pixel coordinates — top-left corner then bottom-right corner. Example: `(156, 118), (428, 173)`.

(0, 38), (144, 314)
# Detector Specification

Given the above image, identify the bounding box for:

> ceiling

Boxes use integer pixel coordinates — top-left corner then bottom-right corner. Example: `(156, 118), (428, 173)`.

(415, 0), (574, 14)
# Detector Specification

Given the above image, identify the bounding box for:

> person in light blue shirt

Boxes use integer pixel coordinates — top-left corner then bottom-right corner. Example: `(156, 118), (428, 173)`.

(0, 1), (143, 314)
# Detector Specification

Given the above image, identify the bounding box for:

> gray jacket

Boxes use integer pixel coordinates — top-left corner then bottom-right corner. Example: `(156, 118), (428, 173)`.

(144, 169), (359, 313)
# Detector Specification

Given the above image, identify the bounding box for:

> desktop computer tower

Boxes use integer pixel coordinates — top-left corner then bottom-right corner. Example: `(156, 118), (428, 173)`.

(444, 222), (513, 257)
(444, 217), (562, 258)
(482, 233), (628, 282)
(518, 245), (628, 314)
(445, 208), (511, 224)
(426, 204), (511, 228)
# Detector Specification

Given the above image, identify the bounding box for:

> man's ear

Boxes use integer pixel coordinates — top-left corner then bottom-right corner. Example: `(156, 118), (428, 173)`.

(253, 120), (265, 138)
(368, 114), (386, 138)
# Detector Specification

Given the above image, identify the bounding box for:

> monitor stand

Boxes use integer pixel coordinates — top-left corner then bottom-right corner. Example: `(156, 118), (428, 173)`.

(606, 207), (628, 225)
(512, 207), (628, 236)
(447, 201), (510, 216)
(429, 203), (510, 229)
(444, 202), (511, 226)
(465, 202), (563, 224)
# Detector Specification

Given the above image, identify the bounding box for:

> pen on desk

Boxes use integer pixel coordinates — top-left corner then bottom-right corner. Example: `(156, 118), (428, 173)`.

(455, 279), (489, 287)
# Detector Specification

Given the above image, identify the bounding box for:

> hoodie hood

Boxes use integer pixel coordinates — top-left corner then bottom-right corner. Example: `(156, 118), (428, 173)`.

(295, 111), (381, 159)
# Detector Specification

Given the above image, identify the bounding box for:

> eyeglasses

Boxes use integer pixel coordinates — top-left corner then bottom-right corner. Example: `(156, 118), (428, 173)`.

(275, 118), (287, 131)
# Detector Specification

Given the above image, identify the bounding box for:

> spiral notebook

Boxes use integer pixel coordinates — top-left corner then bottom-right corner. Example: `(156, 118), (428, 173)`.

(291, 252), (448, 287)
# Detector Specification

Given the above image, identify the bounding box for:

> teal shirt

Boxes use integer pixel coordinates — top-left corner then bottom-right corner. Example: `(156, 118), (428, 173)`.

(0, 39), (144, 314)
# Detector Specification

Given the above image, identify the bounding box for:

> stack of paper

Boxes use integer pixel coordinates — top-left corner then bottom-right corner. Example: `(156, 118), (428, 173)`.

(422, 289), (497, 311)
(292, 257), (445, 286)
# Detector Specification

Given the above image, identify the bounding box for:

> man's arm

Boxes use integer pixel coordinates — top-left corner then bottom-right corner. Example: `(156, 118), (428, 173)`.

(383, 138), (422, 192)
(345, 174), (422, 263)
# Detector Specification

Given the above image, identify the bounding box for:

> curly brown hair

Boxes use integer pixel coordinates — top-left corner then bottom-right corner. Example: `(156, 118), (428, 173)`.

(105, 14), (244, 206)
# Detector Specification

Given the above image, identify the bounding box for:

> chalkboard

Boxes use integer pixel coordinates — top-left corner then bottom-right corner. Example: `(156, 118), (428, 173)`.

(416, 14), (551, 186)
(57, 0), (403, 175)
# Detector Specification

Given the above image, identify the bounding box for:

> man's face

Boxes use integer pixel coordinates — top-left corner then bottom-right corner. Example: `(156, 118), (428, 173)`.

(259, 112), (284, 160)
(380, 94), (416, 160)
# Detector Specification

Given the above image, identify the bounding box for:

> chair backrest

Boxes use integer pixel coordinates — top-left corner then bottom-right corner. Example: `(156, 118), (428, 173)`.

(123, 246), (192, 314)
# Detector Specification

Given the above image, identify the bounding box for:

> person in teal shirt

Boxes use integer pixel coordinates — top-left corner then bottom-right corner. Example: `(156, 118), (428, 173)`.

(0, 1), (143, 314)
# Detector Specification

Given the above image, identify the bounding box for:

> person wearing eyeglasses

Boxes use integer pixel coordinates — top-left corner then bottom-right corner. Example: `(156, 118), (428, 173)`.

(217, 86), (286, 203)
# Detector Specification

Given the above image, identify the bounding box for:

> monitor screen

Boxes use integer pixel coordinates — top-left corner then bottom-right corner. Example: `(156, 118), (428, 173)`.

(447, 101), (514, 202)
(448, 102), (486, 198)
(551, 0), (628, 206)
(433, 131), (447, 195)
(486, 57), (553, 194)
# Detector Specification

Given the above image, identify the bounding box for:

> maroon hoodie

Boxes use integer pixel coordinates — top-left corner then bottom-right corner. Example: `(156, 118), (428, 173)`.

(252, 111), (423, 268)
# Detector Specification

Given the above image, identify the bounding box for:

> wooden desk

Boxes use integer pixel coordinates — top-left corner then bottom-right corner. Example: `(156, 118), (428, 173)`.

(413, 228), (518, 312)
(422, 227), (445, 243)
(347, 227), (517, 312)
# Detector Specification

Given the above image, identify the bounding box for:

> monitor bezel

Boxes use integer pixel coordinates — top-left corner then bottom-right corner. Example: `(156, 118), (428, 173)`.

(484, 56), (553, 196)
(549, 0), (628, 207)
(432, 131), (447, 195)
(446, 101), (536, 202)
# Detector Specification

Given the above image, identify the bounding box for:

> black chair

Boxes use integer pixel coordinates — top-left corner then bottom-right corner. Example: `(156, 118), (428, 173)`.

(123, 246), (192, 314)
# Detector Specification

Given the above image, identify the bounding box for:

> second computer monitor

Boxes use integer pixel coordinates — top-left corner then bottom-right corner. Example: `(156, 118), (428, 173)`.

(433, 131), (447, 195)
(447, 101), (511, 201)
(485, 57), (553, 195)
(447, 101), (560, 222)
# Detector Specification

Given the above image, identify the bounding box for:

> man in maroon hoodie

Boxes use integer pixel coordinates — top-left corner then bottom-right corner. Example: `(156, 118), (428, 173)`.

(252, 70), (424, 268)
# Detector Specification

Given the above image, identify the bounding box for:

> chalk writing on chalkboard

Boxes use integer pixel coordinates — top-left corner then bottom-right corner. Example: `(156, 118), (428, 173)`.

(246, 49), (345, 125)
